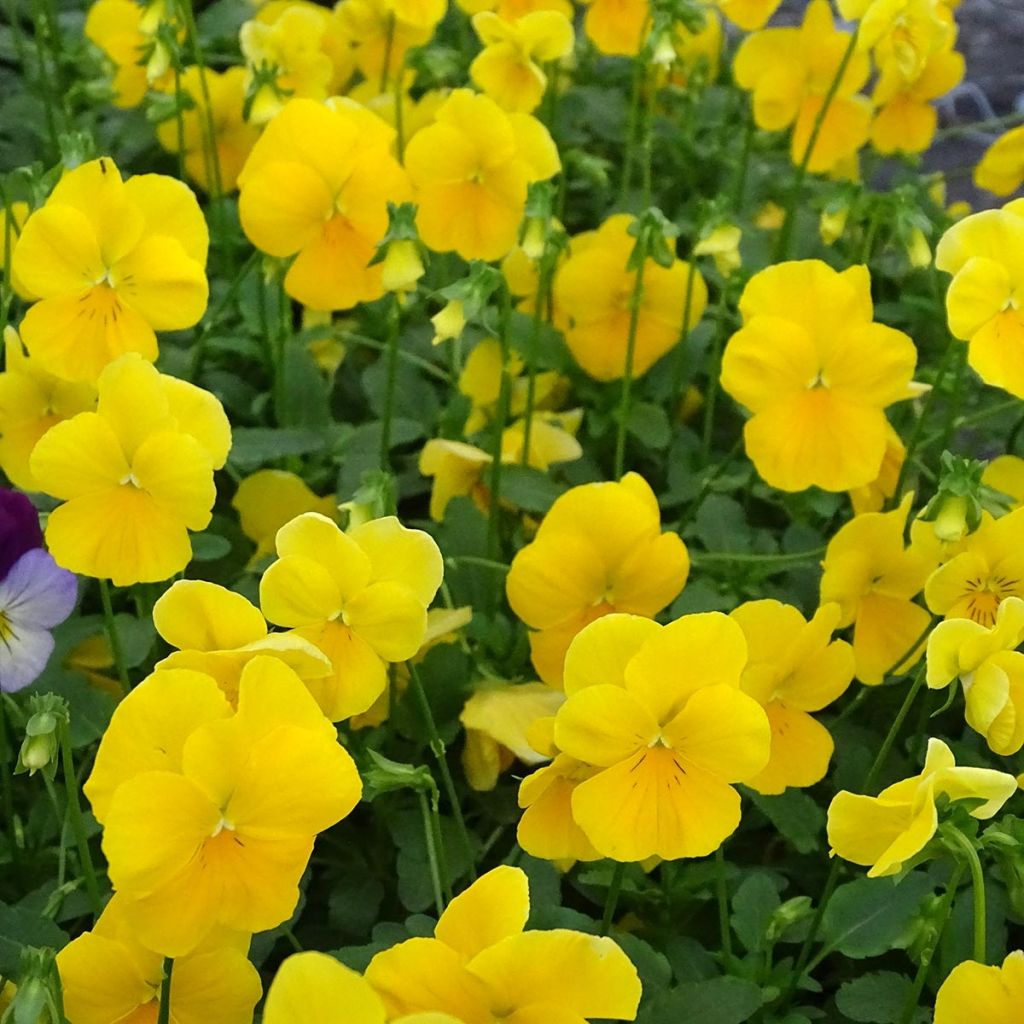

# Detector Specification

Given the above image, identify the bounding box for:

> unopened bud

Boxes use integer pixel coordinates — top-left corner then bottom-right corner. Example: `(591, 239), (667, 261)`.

(381, 239), (425, 294)
(431, 299), (466, 345)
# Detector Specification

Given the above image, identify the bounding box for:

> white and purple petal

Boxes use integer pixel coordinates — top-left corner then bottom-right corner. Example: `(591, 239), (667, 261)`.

(0, 624), (56, 692)
(0, 549), (78, 629)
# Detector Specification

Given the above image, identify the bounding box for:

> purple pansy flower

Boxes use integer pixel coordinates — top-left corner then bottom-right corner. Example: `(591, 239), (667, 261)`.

(0, 490), (43, 579)
(0, 489), (77, 693)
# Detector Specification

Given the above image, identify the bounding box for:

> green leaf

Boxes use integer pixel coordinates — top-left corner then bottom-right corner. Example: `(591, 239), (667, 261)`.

(499, 465), (567, 514)
(748, 789), (825, 855)
(626, 401), (672, 450)
(731, 872), (782, 953)
(228, 427), (327, 470)
(835, 971), (915, 1023)
(190, 532), (232, 562)
(694, 494), (751, 554)
(276, 338), (331, 429)
(821, 873), (934, 959)
(638, 976), (763, 1024)
(0, 904), (67, 976)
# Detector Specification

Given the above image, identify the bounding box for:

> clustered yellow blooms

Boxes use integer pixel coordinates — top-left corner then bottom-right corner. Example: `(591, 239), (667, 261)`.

(12, 158), (209, 382)
(827, 737), (1017, 877)
(507, 473), (690, 687)
(238, 97), (410, 311)
(720, 260), (921, 493)
(936, 199), (1024, 399)
(30, 355), (230, 585)
(84, 656), (362, 955)
(553, 214), (708, 382)
(735, 0), (871, 174)
(259, 512), (444, 720)
(265, 867), (641, 1023)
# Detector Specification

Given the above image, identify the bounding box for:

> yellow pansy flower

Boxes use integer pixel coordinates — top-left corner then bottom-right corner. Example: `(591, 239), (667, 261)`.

(152, 580), (333, 705)
(460, 680), (564, 790)
(240, 0), (353, 124)
(12, 158), (208, 383)
(90, 656), (362, 956)
(924, 508), (1024, 626)
(934, 951), (1024, 1023)
(335, 0), (436, 87)
(265, 950), (464, 1024)
(507, 472), (690, 687)
(418, 439), (494, 521)
(838, 0), (954, 81)
(730, 600), (854, 795)
(155, 66), (262, 194)
(84, 0), (158, 108)
(553, 214), (707, 382)
(549, 612), (770, 861)
(935, 200), (1024, 399)
(720, 260), (919, 493)
(58, 897), (261, 1024)
(0, 327), (95, 493)
(366, 866), (642, 1021)
(870, 43), (964, 155)
(29, 355), (230, 586)
(926, 595), (1024, 755)
(259, 512), (443, 720)
(975, 126), (1024, 198)
(470, 10), (574, 114)
(820, 495), (937, 685)
(405, 89), (560, 262)
(827, 737), (1017, 877)
(734, 0), (872, 174)
(664, 7), (722, 84)
(232, 468), (338, 565)
(238, 97), (411, 311)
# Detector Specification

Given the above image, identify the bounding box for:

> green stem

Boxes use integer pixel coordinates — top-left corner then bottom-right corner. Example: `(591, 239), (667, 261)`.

(418, 789), (447, 916)
(620, 58), (645, 200)
(691, 547), (824, 567)
(444, 555), (510, 573)
(157, 959), (173, 1024)
(394, 54), (406, 161)
(613, 237), (648, 478)
(600, 861), (625, 935)
(379, 296), (401, 475)
(779, 860), (841, 1011)
(172, 63), (188, 182)
(944, 826), (987, 964)
(380, 13), (396, 91)
(30, 0), (61, 154)
(98, 580), (130, 693)
(58, 720), (103, 917)
(934, 111), (1024, 140)
(896, 863), (965, 1024)
(774, 28), (860, 261)
(520, 238), (555, 466)
(892, 332), (960, 504)
(716, 847), (734, 970)
(732, 108), (754, 209)
(862, 665), (926, 794)
(487, 287), (513, 562)
(669, 249), (701, 399)
(407, 662), (477, 881)
(701, 288), (731, 463)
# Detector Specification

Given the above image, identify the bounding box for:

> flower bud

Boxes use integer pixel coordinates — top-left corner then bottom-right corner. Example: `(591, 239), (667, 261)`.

(520, 217), (547, 262)
(381, 239), (425, 294)
(651, 29), (677, 68)
(819, 205), (849, 245)
(17, 708), (60, 777)
(932, 494), (969, 543)
(906, 227), (932, 269)
(431, 299), (466, 345)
